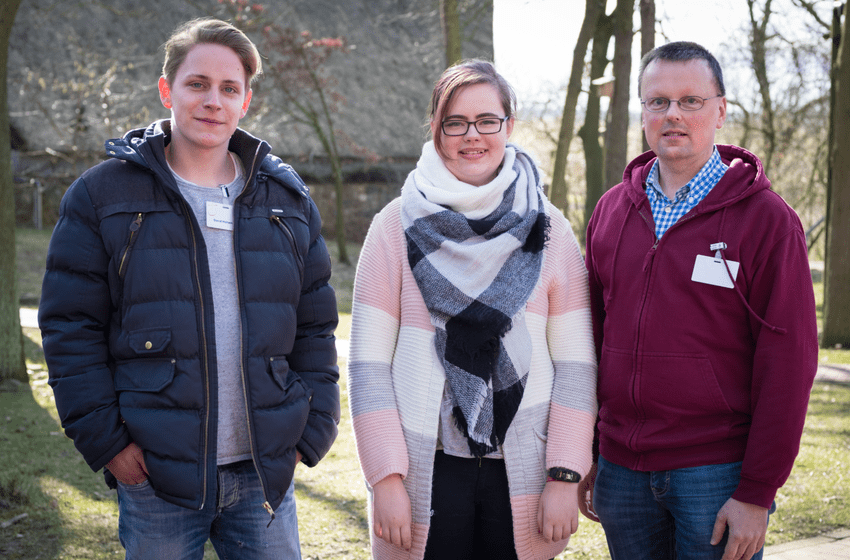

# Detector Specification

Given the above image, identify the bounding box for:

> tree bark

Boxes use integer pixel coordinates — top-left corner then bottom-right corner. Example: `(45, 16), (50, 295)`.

(603, 0), (634, 190)
(313, 73), (351, 266)
(0, 0), (27, 386)
(639, 0), (655, 154)
(824, 4), (842, 308)
(441, 0), (462, 67)
(580, 12), (614, 243)
(548, 0), (604, 214)
(823, 6), (850, 348)
(747, 0), (777, 176)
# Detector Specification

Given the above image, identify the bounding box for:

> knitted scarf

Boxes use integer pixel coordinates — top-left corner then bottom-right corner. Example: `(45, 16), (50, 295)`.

(401, 141), (549, 457)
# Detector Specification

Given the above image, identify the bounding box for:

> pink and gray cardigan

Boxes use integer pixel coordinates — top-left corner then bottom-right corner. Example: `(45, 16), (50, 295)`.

(349, 198), (597, 560)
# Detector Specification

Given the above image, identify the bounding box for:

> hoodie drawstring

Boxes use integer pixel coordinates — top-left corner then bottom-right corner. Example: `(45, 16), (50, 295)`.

(715, 208), (787, 335)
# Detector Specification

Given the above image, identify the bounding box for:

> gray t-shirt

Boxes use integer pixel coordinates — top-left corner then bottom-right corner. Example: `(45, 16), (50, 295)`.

(170, 153), (252, 465)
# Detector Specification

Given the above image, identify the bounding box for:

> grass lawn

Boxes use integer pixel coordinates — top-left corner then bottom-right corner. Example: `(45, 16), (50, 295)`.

(3, 227), (848, 559)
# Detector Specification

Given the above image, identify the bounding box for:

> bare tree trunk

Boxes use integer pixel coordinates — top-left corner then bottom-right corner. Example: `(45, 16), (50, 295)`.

(331, 160), (349, 266)
(441, 0), (462, 67)
(580, 12), (614, 243)
(0, 0), (27, 387)
(823, 5), (850, 348)
(548, 0), (604, 213)
(824, 4), (842, 300)
(315, 84), (351, 266)
(639, 0), (655, 154)
(604, 0), (634, 189)
(747, 0), (777, 176)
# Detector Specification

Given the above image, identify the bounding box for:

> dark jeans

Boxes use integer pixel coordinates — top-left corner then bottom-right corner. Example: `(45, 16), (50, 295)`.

(424, 450), (517, 560)
(594, 456), (775, 560)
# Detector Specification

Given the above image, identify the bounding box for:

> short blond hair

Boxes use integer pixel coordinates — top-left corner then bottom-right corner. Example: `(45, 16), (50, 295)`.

(162, 18), (262, 88)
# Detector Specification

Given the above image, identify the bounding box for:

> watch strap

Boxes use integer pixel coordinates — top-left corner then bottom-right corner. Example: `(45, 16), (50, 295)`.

(547, 467), (581, 483)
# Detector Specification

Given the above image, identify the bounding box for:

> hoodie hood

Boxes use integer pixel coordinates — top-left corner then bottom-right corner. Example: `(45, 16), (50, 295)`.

(621, 144), (771, 215)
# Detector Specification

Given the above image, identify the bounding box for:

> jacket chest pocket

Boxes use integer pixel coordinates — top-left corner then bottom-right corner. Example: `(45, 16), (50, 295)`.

(267, 208), (309, 278)
(270, 214), (305, 275)
(100, 204), (186, 314)
(129, 327), (171, 354)
(118, 213), (145, 278)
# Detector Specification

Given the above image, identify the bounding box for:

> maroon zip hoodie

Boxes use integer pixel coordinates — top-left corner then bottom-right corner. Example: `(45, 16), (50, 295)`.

(585, 144), (818, 508)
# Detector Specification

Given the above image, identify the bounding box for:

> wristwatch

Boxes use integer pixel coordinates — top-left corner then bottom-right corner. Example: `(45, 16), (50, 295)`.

(547, 467), (581, 483)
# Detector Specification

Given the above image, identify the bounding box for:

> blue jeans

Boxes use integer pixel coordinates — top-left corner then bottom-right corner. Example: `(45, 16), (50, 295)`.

(594, 456), (774, 560)
(117, 460), (300, 560)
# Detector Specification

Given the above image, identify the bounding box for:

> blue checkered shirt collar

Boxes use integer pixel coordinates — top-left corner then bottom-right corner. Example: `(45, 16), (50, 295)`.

(645, 147), (728, 239)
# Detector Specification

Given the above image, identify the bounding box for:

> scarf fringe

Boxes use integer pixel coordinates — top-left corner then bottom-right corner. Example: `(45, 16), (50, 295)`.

(452, 406), (498, 457)
(451, 371), (527, 458)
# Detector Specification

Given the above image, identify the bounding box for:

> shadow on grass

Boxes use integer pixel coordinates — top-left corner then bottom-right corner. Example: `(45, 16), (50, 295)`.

(0, 330), (122, 559)
(776, 381), (850, 539)
(800, 380), (850, 440)
(0, 386), (68, 560)
(293, 479), (369, 531)
(815, 366), (850, 386)
(807, 380), (850, 413)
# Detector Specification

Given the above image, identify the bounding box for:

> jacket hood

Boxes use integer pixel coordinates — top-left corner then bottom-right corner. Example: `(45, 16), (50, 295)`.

(618, 143), (784, 334)
(621, 144), (771, 215)
(104, 119), (309, 198)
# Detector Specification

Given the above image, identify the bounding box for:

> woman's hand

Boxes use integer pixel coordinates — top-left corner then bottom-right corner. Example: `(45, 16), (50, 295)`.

(372, 474), (412, 550)
(537, 480), (580, 542)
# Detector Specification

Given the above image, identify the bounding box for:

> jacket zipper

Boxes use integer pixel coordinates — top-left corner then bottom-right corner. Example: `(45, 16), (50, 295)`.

(182, 200), (211, 511)
(629, 207), (660, 455)
(241, 146), (279, 523)
(118, 213), (144, 278)
(628, 205), (701, 458)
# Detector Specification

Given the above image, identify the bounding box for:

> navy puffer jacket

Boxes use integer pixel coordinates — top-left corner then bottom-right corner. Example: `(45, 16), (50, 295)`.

(39, 121), (340, 513)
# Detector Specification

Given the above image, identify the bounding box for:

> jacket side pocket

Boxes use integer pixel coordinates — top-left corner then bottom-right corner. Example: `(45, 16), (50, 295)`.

(269, 357), (313, 405)
(114, 358), (176, 392)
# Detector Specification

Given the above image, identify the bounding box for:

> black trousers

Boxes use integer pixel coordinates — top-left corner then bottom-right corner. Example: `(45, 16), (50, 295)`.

(423, 450), (518, 560)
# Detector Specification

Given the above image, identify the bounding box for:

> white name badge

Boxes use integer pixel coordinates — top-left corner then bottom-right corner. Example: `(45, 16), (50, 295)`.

(691, 254), (740, 289)
(206, 201), (234, 231)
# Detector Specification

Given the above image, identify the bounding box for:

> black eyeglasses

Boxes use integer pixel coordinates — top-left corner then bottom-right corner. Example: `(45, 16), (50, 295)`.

(641, 95), (723, 113)
(441, 116), (510, 136)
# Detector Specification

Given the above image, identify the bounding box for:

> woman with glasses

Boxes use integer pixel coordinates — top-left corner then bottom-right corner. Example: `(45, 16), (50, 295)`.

(348, 59), (597, 560)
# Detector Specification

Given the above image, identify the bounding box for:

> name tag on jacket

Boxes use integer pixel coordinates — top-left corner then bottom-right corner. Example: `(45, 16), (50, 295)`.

(206, 201), (234, 231)
(691, 254), (739, 289)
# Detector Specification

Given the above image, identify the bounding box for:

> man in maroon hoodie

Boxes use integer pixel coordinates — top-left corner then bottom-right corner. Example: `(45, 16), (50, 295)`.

(583, 42), (818, 560)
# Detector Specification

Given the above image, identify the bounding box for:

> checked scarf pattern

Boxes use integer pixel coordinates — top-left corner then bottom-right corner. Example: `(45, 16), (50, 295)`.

(401, 142), (549, 457)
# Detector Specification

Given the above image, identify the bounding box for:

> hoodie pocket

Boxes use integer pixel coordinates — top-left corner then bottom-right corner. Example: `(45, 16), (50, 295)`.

(599, 346), (735, 449)
(638, 353), (733, 417)
(637, 352), (735, 448)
